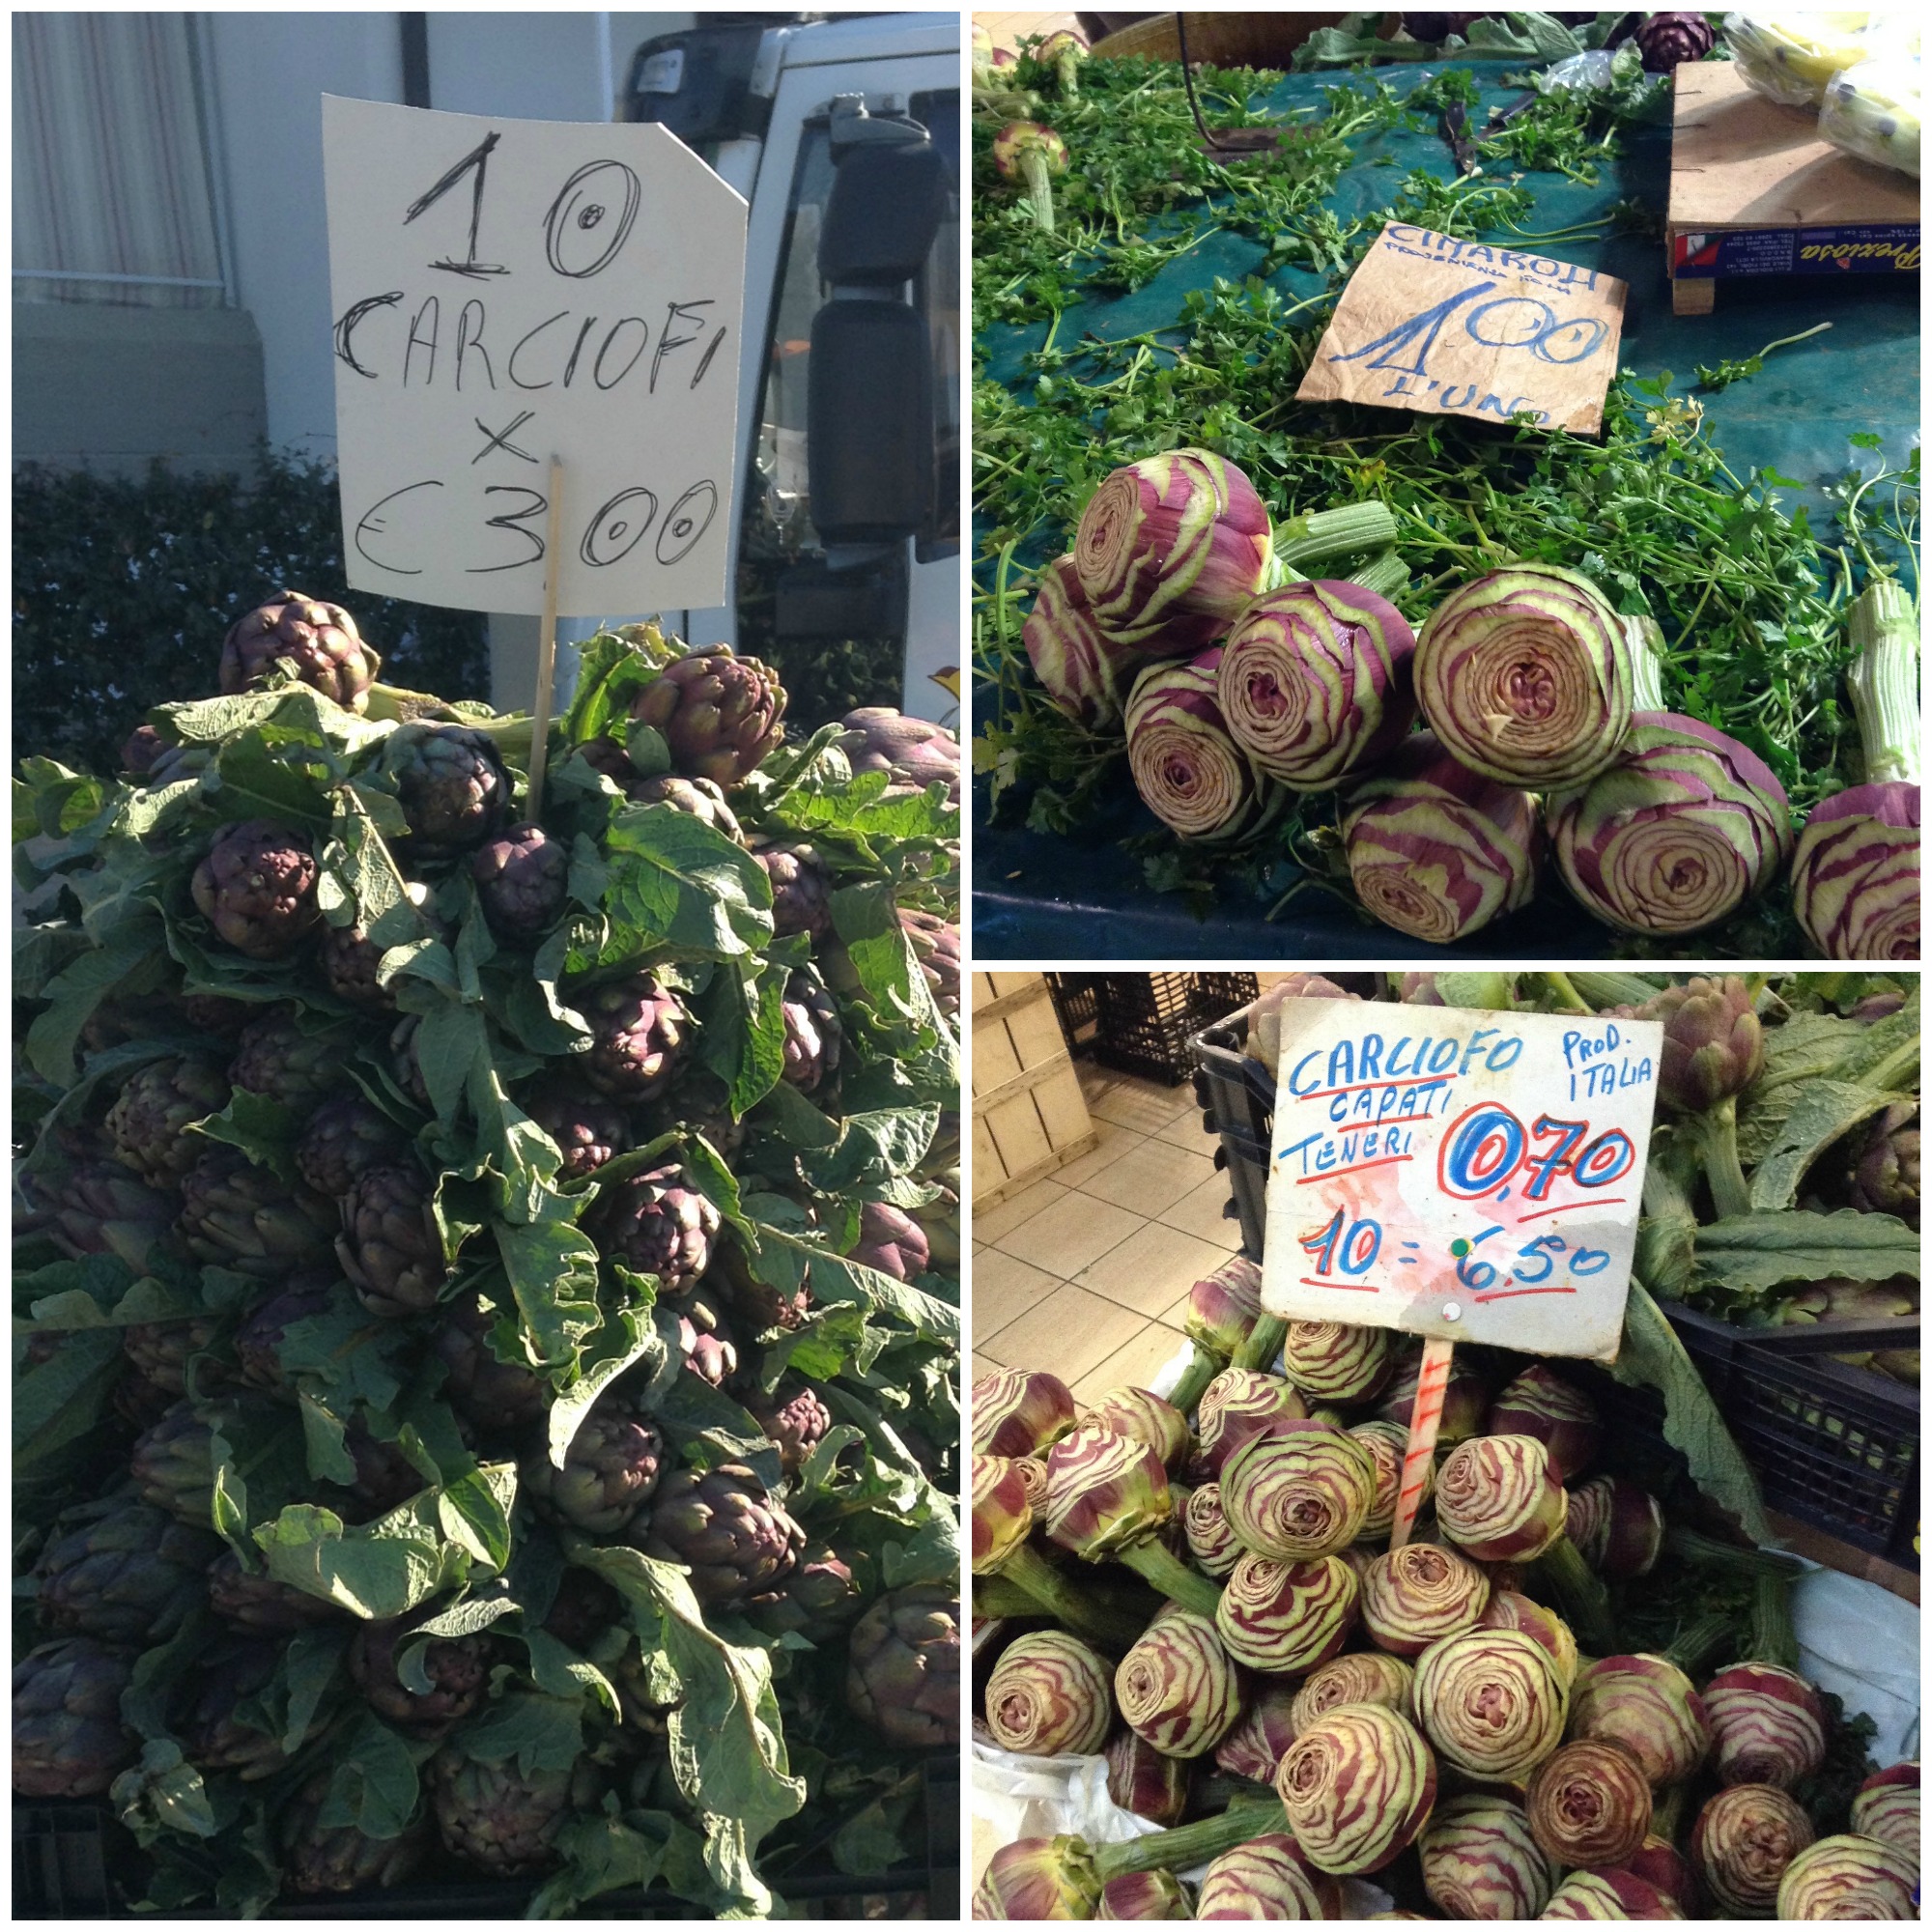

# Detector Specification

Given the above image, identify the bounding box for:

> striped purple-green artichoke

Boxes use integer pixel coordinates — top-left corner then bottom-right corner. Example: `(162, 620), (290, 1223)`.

(1362, 1540), (1492, 1656)
(589, 1160), (720, 1296)
(522, 1398), (663, 1535)
(846, 1583), (959, 1748)
(974, 1836), (1101, 1919)
(1074, 449), (1273, 655)
(1214, 1679), (1300, 1784)
(1691, 1782), (1816, 1916)
(1221, 1418), (1377, 1559)
(1197, 1369), (1308, 1475)
(34, 1503), (219, 1645)
(1195, 1833), (1341, 1918)
(1565, 1475), (1665, 1578)
(1414, 1628), (1570, 1780)
(1184, 1256), (1264, 1356)
(1125, 651), (1284, 842)
(580, 972), (687, 1100)
(220, 591), (379, 710)
(1420, 1793), (1555, 1919)
(1477, 1591), (1579, 1689)
(1489, 1365), (1601, 1482)
(337, 1162), (445, 1318)
(349, 1612), (493, 1733)
(972, 1454), (1035, 1573)
(1793, 783), (1919, 960)
(1105, 1730), (1192, 1828)
(1414, 563), (1634, 788)
(1351, 1418), (1431, 1540)
(1088, 1387), (1191, 1470)
(1343, 733), (1541, 942)
(177, 1145), (337, 1279)
(1548, 716), (1792, 935)
(1281, 1320), (1394, 1404)
(973, 1367), (1079, 1459)
(645, 1463), (805, 1605)
(1568, 1654), (1709, 1784)
(1436, 1434), (1566, 1563)
(1218, 579), (1417, 790)
(106, 1055), (230, 1183)
(1703, 1662), (1829, 1790)
(1623, 1838), (1696, 1915)
(1776, 1834), (1919, 1919)
(296, 1094), (405, 1197)
(1851, 1761), (1919, 1856)
(1115, 1609), (1241, 1759)
(471, 823), (568, 942)
(13, 1637), (137, 1796)
(630, 642), (785, 786)
(1024, 554), (1136, 730)
(1276, 1700), (1437, 1874)
(1526, 1738), (1652, 1869)
(1290, 1651), (1415, 1742)
(1183, 1483), (1242, 1578)
(1214, 1550), (1360, 1672)
(281, 1771), (430, 1894)
(1378, 1352), (1490, 1443)
(1097, 1869), (1193, 1919)
(985, 1630), (1113, 1756)
(191, 819), (322, 957)
(230, 1009), (346, 1109)
(1539, 1866), (1686, 1918)
(1041, 1422), (1174, 1560)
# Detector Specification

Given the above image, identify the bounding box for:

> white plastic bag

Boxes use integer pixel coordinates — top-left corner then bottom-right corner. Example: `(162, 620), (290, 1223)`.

(1818, 56), (1922, 175)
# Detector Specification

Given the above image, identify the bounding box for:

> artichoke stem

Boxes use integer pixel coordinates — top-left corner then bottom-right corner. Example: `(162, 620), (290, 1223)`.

(1533, 1533), (1616, 1654)
(1117, 1534), (1224, 1619)
(1649, 1781), (1688, 1842)
(1846, 576), (1920, 785)
(1663, 1524), (1802, 1578)
(1167, 1346), (1226, 1419)
(1624, 614), (1668, 712)
(1271, 501), (1400, 581)
(1020, 146), (1057, 233)
(1751, 1570), (1801, 1672)
(1660, 1610), (1734, 1676)
(1689, 1095), (1754, 1221)
(1231, 1313), (1286, 1375)
(1095, 1799), (1287, 1881)
(1346, 550), (1411, 601)
(999, 1543), (1152, 1652)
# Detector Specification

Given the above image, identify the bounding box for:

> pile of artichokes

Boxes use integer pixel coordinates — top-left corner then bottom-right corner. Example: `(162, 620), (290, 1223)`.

(14, 595), (962, 1916)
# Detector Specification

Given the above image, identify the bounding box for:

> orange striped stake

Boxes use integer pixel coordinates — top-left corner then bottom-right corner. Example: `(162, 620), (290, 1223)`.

(1389, 1336), (1455, 1550)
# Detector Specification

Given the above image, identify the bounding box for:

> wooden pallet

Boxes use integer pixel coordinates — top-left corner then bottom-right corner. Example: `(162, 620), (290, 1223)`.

(971, 971), (1098, 1210)
(1666, 60), (1918, 315)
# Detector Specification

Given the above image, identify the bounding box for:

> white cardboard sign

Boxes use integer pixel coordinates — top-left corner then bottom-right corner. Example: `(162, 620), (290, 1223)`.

(322, 96), (748, 616)
(1261, 1002), (1662, 1362)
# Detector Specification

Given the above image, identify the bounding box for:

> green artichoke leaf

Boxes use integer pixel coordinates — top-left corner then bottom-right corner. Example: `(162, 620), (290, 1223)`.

(1692, 1207), (1921, 1299)
(777, 1232), (960, 1351)
(600, 802), (774, 959)
(303, 1708), (440, 1838)
(111, 1736), (223, 1848)
(792, 1105), (942, 1198)
(14, 753), (114, 850)
(438, 1460), (516, 1573)
(696, 950), (790, 1119)
(559, 622), (683, 747)
(680, 1129), (757, 1244)
(156, 683), (392, 762)
(546, 1303), (661, 1470)
(647, 1350), (784, 1490)
(23, 923), (165, 1086)
(1635, 1129), (1699, 1301)
(757, 1301), (889, 1391)
(1746, 1079), (1912, 1212)
(255, 1499), (473, 1619)
(493, 1196), (604, 1371)
(190, 1085), (303, 1180)
(536, 1807), (712, 1920)
(521, 1626), (622, 1712)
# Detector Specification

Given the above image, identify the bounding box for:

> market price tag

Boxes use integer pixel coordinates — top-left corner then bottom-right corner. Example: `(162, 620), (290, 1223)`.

(1294, 222), (1627, 436)
(1260, 1000), (1662, 1363)
(322, 97), (748, 616)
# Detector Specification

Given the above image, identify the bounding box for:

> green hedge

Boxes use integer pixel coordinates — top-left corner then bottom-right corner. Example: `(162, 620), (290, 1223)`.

(14, 452), (490, 779)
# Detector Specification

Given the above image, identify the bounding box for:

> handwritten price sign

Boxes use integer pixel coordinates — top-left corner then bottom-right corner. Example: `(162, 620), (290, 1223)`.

(1260, 1002), (1662, 1361)
(1295, 223), (1627, 436)
(322, 97), (747, 616)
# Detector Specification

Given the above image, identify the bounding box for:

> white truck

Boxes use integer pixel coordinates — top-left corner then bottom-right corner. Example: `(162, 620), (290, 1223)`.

(621, 13), (959, 726)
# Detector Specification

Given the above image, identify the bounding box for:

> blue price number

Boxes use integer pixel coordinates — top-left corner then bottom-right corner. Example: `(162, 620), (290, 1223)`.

(1440, 1104), (1635, 1203)
(1301, 1207), (1383, 1278)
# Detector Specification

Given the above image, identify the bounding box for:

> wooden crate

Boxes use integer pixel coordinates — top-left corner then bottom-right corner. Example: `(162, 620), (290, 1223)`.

(971, 971), (1098, 1210)
(1665, 61), (1918, 315)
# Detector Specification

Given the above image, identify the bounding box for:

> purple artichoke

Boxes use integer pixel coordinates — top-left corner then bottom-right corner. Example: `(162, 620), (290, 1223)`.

(105, 1055), (230, 1182)
(640, 1064), (746, 1161)
(427, 1732), (586, 1877)
(13, 1638), (137, 1796)
(579, 972), (688, 1099)
(219, 590), (379, 710)
(1634, 11), (1715, 70)
(628, 643), (786, 786)
(752, 838), (833, 939)
(349, 1611), (494, 1733)
(1845, 1102), (1919, 1224)
(526, 1086), (631, 1179)
(676, 1305), (741, 1386)
(745, 1540), (867, 1641)
(177, 1145), (337, 1279)
(234, 1273), (351, 1396)
(229, 1009), (346, 1109)
(281, 1770), (430, 1894)
(471, 822), (568, 942)
(122, 1314), (229, 1398)
(750, 1383), (833, 1474)
(386, 724), (511, 858)
(430, 1291), (549, 1432)
(207, 1549), (343, 1633)
(849, 1200), (931, 1280)
(1793, 782), (1919, 961)
(130, 1403), (219, 1523)
(523, 1398), (664, 1535)
(902, 908), (962, 1022)
(38, 1160), (178, 1269)
(180, 1636), (318, 1777)
(189, 819), (322, 958)
(642, 1463), (805, 1604)
(1022, 554), (1134, 730)
(1124, 649), (1284, 843)
(836, 705), (961, 802)
(846, 1582), (960, 1748)
(337, 1163), (446, 1318)
(588, 1160), (720, 1295)
(295, 1095), (405, 1198)
(34, 1502), (220, 1645)
(622, 770), (746, 841)
(780, 970), (841, 1092)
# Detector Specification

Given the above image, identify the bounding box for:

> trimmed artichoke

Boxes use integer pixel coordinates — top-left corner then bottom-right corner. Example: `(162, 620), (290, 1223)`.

(1182, 1482), (1242, 1578)
(1085, 1386), (1190, 1470)
(1290, 1651), (1416, 1738)
(1487, 1364), (1601, 1482)
(1105, 1731), (1192, 1829)
(1115, 1609), (1241, 1760)
(1281, 1318), (1395, 1404)
(1525, 1738), (1652, 1869)
(629, 643), (785, 786)
(471, 822), (568, 942)
(1478, 1592), (1578, 1691)
(1362, 1541), (1492, 1656)
(190, 819), (321, 957)
(1413, 1628), (1570, 1781)
(219, 590), (378, 709)
(973, 1367), (1078, 1459)
(1276, 1701), (1438, 1875)
(1850, 1761), (1919, 1856)
(1219, 1418), (1377, 1560)
(846, 1582), (960, 1749)
(1213, 1679), (1300, 1786)
(1776, 1834), (1918, 1919)
(1568, 1654), (1710, 1784)
(1096, 1870), (1192, 1919)
(1435, 1433), (1566, 1563)
(643, 1463), (805, 1605)
(13, 1637), (137, 1796)
(1703, 1662), (1829, 1789)
(984, 1630), (1113, 1757)
(1214, 1551), (1360, 1674)
(1195, 1833), (1342, 1919)
(1691, 1781), (1816, 1916)
(1196, 1368), (1307, 1476)
(1420, 1793), (1554, 1919)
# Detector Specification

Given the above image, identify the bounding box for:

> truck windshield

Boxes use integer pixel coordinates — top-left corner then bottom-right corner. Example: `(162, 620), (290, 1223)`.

(735, 87), (958, 715)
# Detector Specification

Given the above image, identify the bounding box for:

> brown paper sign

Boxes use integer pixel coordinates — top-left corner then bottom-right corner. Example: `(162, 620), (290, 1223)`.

(1295, 223), (1627, 435)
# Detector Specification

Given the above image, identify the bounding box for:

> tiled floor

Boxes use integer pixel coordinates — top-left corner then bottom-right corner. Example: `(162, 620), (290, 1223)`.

(972, 1063), (1244, 1402)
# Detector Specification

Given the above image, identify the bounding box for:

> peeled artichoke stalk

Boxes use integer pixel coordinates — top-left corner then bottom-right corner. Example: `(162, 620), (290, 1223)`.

(1167, 1346), (1228, 1419)
(988, 1535), (1150, 1655)
(1660, 1609), (1736, 1677)
(1751, 1570), (1802, 1673)
(1231, 1313), (1286, 1375)
(1529, 1532), (1616, 1656)
(1664, 1524), (1804, 1579)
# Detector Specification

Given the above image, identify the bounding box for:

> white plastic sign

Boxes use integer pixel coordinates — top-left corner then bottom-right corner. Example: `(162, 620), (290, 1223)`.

(322, 97), (748, 616)
(1260, 1002), (1662, 1361)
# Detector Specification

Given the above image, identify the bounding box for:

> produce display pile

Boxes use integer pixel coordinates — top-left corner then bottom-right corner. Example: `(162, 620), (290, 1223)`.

(13, 595), (962, 1916)
(971, 25), (1921, 956)
(969, 973), (1920, 1919)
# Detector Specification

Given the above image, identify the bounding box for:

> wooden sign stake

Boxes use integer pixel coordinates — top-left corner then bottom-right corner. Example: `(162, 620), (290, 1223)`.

(1389, 1335), (1456, 1549)
(526, 458), (564, 810)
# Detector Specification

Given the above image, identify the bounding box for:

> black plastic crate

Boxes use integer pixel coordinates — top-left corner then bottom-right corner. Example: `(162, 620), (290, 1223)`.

(1045, 973), (1101, 1055)
(1187, 1002), (1921, 1569)
(1091, 974), (1257, 1086)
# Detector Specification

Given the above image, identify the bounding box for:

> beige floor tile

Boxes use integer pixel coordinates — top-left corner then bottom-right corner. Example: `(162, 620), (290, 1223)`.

(1070, 1321), (1194, 1404)
(990, 1187), (1145, 1279)
(1049, 1117), (1145, 1192)
(1075, 1218), (1242, 1318)
(1156, 1169), (1246, 1245)
(980, 1281), (1152, 1387)
(974, 1176), (1069, 1246)
(973, 1249), (1070, 1346)
(973, 1341), (1009, 1373)
(1150, 1108), (1220, 1154)
(1089, 1078), (1195, 1134)
(1072, 1136), (1216, 1218)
